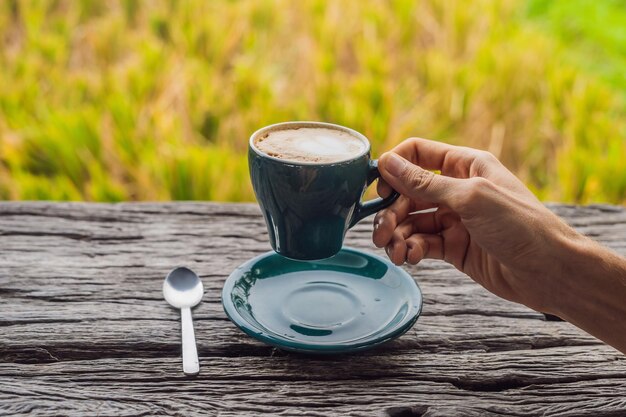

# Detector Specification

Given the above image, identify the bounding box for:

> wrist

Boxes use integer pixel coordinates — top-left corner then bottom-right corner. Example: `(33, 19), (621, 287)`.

(542, 223), (626, 353)
(548, 227), (625, 320)
(514, 212), (592, 316)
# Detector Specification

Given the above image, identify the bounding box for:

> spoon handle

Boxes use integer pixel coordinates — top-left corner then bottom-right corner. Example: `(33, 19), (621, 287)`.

(180, 307), (199, 375)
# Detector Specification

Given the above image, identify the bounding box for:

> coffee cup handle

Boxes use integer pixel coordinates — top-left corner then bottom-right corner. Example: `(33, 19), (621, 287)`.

(349, 159), (400, 228)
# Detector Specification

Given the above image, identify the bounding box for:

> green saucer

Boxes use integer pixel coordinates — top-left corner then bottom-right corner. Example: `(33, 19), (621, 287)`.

(222, 247), (423, 354)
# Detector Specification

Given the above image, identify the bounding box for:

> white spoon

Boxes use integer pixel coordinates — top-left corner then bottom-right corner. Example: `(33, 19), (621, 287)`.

(163, 267), (203, 375)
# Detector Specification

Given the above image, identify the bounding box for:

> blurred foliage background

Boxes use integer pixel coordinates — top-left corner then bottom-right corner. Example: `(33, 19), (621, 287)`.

(0, 0), (624, 203)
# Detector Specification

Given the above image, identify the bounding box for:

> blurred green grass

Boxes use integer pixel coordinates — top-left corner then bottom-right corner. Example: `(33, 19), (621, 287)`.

(0, 0), (624, 203)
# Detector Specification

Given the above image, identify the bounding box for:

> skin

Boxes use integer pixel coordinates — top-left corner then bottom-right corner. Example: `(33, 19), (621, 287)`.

(373, 138), (626, 354)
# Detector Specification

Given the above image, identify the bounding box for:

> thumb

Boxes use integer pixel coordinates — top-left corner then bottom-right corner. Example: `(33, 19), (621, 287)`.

(378, 152), (460, 205)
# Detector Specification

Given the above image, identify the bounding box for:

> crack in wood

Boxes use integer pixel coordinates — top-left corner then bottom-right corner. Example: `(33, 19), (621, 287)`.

(446, 373), (626, 392)
(387, 405), (430, 417)
(0, 231), (144, 241)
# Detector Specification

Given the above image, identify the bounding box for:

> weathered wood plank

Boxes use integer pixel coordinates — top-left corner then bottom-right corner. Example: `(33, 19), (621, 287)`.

(0, 202), (625, 416)
(0, 315), (606, 364)
(1, 353), (625, 416)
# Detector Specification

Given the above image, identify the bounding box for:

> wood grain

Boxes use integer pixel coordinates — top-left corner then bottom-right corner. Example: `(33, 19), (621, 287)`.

(0, 202), (625, 416)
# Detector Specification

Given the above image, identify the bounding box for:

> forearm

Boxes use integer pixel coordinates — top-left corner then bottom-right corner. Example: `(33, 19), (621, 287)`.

(551, 234), (626, 353)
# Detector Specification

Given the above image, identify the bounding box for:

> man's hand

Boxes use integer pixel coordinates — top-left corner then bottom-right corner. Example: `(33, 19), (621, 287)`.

(373, 138), (586, 314)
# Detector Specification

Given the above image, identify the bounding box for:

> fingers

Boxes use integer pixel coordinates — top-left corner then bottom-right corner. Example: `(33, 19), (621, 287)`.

(387, 233), (444, 266)
(439, 214), (470, 271)
(378, 152), (463, 208)
(378, 138), (457, 201)
(382, 207), (462, 266)
(385, 216), (417, 265)
(389, 137), (499, 176)
(386, 236), (408, 266)
(389, 137), (536, 202)
(389, 137), (457, 171)
(373, 196), (437, 248)
(382, 210), (444, 265)
(373, 196), (412, 248)
(406, 234), (444, 264)
(377, 178), (393, 199)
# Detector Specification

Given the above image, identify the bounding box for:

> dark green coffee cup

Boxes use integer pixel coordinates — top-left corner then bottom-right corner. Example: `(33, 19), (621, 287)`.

(249, 121), (399, 260)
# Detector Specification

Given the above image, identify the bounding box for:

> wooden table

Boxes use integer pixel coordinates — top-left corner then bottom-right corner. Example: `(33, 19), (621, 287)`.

(1, 202), (625, 416)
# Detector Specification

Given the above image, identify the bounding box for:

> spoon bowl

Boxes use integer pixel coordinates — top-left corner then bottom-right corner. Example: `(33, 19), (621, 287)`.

(163, 267), (204, 308)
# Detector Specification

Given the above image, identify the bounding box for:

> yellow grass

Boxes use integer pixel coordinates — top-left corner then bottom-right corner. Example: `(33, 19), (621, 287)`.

(0, 0), (624, 203)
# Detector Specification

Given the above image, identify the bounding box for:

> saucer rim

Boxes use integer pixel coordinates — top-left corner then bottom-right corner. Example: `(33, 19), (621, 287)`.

(221, 247), (423, 354)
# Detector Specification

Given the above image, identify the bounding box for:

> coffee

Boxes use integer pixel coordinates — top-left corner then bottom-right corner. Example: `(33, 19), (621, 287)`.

(254, 127), (366, 164)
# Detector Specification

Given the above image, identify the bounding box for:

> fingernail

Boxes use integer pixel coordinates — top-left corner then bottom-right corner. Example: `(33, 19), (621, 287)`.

(385, 246), (393, 258)
(374, 218), (383, 230)
(385, 153), (406, 177)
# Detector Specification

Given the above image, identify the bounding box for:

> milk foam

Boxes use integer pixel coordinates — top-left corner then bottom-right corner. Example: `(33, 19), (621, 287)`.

(254, 127), (366, 163)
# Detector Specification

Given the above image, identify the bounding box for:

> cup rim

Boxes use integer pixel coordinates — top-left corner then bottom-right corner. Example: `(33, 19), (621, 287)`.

(249, 121), (371, 166)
